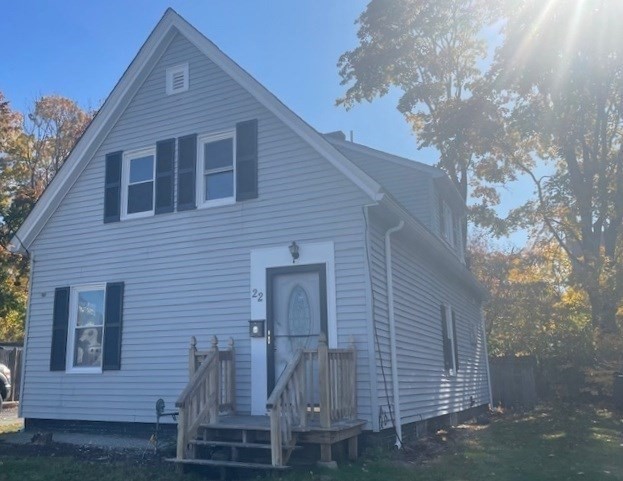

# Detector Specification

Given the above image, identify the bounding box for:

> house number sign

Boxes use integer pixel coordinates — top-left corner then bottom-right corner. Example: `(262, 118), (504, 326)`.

(251, 289), (264, 302)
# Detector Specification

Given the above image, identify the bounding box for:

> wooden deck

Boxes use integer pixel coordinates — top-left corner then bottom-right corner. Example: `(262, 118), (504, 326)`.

(169, 335), (362, 471)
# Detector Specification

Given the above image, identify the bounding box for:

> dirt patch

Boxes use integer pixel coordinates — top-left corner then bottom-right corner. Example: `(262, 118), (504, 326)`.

(0, 438), (163, 466)
(383, 413), (500, 468)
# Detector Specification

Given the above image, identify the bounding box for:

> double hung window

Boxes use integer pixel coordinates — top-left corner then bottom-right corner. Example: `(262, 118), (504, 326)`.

(122, 148), (156, 219)
(197, 132), (235, 206)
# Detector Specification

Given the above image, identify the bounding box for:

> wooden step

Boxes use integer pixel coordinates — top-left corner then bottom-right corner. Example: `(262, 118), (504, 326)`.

(190, 440), (271, 449)
(165, 458), (289, 470)
(190, 439), (301, 450)
(200, 422), (271, 431)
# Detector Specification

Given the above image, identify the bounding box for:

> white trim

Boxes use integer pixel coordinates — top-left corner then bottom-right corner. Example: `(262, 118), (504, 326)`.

(9, 9), (383, 253)
(166, 62), (189, 95)
(196, 130), (236, 209)
(18, 255), (35, 417)
(9, 22), (177, 252)
(66, 283), (106, 374)
(249, 241), (337, 415)
(121, 146), (156, 220)
(362, 204), (381, 431)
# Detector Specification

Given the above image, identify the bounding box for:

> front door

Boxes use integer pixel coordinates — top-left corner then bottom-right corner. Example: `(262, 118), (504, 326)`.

(266, 264), (327, 394)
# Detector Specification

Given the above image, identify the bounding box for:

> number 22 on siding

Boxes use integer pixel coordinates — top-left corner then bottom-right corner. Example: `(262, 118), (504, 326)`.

(251, 289), (264, 302)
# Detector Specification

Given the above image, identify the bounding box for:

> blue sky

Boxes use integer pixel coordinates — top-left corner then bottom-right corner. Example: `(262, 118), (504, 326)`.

(1, 0), (531, 247)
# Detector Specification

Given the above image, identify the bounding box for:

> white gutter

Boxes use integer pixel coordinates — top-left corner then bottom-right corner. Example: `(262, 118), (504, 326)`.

(385, 220), (404, 447)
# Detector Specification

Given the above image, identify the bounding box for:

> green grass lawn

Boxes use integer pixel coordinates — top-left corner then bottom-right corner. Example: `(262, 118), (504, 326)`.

(0, 403), (621, 481)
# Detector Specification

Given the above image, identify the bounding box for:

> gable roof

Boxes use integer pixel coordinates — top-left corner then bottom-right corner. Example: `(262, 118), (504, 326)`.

(324, 133), (465, 212)
(10, 8), (384, 253)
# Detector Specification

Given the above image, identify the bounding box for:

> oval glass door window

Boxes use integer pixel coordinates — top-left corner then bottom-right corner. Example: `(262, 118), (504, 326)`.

(288, 285), (312, 348)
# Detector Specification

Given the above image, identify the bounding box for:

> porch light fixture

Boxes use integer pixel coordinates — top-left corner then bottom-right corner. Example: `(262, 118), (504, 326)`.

(289, 241), (300, 263)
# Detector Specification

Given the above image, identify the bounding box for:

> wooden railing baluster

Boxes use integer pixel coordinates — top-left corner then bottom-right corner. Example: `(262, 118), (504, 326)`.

(176, 336), (236, 460)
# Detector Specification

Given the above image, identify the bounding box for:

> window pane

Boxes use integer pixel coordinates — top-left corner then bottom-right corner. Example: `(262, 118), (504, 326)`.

(73, 326), (103, 367)
(205, 171), (233, 200)
(129, 155), (154, 183)
(128, 182), (154, 213)
(77, 290), (105, 327)
(204, 139), (233, 171)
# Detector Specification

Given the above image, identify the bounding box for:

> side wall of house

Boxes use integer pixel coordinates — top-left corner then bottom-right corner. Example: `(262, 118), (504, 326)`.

(367, 212), (489, 431)
(21, 32), (375, 425)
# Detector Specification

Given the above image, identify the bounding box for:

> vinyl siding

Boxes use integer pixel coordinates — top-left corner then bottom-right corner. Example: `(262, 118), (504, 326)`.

(22, 33), (374, 425)
(367, 220), (395, 431)
(368, 212), (489, 428)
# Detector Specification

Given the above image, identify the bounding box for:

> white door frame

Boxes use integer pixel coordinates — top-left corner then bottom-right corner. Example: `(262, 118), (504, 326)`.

(249, 241), (337, 415)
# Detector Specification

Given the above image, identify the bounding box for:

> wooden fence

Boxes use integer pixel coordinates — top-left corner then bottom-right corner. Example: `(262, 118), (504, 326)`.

(0, 346), (22, 402)
(489, 355), (537, 409)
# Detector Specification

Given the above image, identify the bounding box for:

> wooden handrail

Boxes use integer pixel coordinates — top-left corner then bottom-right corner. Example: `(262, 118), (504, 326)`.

(267, 349), (306, 466)
(176, 336), (235, 460)
(266, 334), (357, 466)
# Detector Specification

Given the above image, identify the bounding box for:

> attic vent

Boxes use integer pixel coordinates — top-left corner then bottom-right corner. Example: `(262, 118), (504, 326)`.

(166, 64), (189, 95)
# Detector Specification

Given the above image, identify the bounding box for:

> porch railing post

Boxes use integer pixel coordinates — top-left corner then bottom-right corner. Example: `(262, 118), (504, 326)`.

(318, 332), (331, 428)
(188, 336), (198, 378)
(209, 336), (219, 422)
(228, 337), (236, 414)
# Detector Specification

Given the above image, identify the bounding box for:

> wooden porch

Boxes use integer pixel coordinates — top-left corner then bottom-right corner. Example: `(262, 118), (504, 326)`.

(167, 334), (363, 472)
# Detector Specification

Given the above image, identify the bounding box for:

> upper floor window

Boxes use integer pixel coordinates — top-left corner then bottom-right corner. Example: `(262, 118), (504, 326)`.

(197, 131), (236, 207)
(439, 199), (453, 244)
(122, 147), (156, 219)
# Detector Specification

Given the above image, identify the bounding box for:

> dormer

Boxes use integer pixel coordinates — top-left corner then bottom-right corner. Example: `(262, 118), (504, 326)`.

(434, 177), (466, 262)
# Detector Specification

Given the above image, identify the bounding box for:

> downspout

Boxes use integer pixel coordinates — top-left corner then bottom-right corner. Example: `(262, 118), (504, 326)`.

(385, 220), (404, 448)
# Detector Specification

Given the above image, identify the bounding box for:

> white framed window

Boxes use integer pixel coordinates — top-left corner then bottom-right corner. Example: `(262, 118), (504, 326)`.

(441, 304), (459, 376)
(196, 130), (236, 208)
(121, 147), (156, 219)
(166, 63), (189, 95)
(66, 284), (106, 373)
(443, 203), (453, 244)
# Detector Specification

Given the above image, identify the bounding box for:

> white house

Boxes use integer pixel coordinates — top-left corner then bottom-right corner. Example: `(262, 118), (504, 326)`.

(11, 9), (491, 469)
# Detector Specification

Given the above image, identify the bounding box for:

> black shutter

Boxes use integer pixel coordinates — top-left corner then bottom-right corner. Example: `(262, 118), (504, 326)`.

(50, 287), (70, 371)
(155, 139), (175, 214)
(177, 134), (197, 211)
(236, 119), (258, 201)
(104, 151), (123, 223)
(440, 305), (452, 371)
(103, 282), (124, 371)
(451, 309), (459, 371)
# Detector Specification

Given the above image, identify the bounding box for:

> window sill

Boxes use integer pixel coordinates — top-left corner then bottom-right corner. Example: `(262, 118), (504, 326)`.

(197, 197), (236, 209)
(65, 367), (103, 374)
(121, 210), (155, 221)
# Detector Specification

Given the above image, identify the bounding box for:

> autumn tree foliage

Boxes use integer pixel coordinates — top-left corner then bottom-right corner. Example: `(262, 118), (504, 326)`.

(341, 0), (623, 335)
(337, 0), (511, 240)
(0, 93), (93, 340)
(469, 238), (594, 364)
(490, 0), (623, 333)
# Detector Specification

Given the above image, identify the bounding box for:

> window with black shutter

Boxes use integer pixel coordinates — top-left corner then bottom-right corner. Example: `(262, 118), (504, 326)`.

(51, 282), (124, 372)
